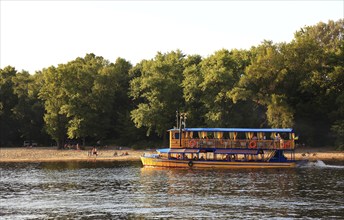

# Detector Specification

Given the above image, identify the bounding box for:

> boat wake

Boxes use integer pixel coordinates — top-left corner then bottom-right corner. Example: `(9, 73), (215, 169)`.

(300, 160), (344, 169)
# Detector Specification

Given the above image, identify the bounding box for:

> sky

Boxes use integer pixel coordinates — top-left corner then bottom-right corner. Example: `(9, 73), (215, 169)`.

(1, 1), (343, 73)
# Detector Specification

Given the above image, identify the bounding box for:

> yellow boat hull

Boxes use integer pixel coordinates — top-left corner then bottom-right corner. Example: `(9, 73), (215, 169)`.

(141, 157), (296, 169)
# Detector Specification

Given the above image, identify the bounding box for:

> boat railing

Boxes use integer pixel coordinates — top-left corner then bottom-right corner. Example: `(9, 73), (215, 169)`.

(142, 153), (160, 158)
(180, 138), (294, 150)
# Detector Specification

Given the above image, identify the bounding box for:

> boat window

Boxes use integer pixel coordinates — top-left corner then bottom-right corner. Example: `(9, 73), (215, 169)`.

(198, 131), (207, 139)
(281, 133), (288, 140)
(174, 132), (179, 139)
(207, 152), (214, 160)
(214, 132), (224, 139)
(199, 153), (206, 160)
(185, 131), (193, 139)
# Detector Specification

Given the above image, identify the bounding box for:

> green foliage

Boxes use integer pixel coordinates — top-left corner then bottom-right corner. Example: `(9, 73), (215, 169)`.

(199, 49), (240, 126)
(39, 54), (132, 148)
(130, 50), (185, 137)
(0, 66), (19, 146)
(182, 54), (205, 126)
(289, 19), (344, 146)
(331, 120), (344, 150)
(39, 66), (68, 148)
(229, 41), (292, 128)
(1, 19), (343, 149)
(266, 94), (294, 128)
(0, 66), (47, 147)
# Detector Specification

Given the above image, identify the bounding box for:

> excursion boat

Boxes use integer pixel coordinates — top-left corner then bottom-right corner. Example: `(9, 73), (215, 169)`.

(141, 118), (298, 169)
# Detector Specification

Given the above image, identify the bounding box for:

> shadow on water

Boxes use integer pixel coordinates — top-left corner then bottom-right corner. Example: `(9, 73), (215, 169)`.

(39, 160), (143, 170)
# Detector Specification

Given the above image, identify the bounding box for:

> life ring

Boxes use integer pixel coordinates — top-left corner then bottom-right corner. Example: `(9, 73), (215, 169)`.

(188, 160), (193, 167)
(189, 140), (197, 147)
(284, 140), (291, 149)
(249, 141), (257, 149)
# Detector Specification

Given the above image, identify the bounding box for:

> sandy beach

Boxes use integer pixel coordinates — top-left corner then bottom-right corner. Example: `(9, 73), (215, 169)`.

(0, 146), (343, 163)
(0, 147), (152, 163)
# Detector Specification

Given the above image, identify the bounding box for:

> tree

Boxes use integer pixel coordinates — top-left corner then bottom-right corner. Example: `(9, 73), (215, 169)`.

(228, 41), (294, 128)
(40, 54), (133, 147)
(0, 66), (48, 147)
(130, 50), (185, 138)
(96, 57), (133, 143)
(2, 19), (343, 149)
(58, 54), (111, 142)
(182, 54), (205, 126)
(39, 66), (68, 148)
(11, 70), (47, 143)
(0, 66), (19, 146)
(287, 19), (344, 146)
(198, 49), (253, 127)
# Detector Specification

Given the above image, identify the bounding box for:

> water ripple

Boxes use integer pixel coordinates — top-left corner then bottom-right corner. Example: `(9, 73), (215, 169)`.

(1, 161), (343, 219)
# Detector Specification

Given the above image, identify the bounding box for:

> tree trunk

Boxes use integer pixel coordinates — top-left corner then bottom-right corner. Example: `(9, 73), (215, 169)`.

(57, 139), (64, 149)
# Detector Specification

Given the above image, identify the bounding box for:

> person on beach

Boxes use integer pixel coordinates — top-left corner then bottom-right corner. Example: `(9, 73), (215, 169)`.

(88, 147), (98, 157)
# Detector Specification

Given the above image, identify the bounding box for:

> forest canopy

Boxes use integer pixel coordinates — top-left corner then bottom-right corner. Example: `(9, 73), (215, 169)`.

(1, 19), (343, 149)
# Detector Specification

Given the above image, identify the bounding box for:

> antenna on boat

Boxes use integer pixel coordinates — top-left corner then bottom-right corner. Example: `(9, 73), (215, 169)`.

(176, 110), (179, 129)
(182, 113), (187, 128)
(179, 112), (187, 129)
(176, 110), (187, 129)
(179, 112), (187, 146)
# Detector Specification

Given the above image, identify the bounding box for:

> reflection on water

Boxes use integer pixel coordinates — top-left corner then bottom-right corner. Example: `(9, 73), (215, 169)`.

(1, 161), (343, 219)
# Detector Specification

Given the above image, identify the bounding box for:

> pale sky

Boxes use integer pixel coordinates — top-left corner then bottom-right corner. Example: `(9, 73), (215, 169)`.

(1, 1), (343, 73)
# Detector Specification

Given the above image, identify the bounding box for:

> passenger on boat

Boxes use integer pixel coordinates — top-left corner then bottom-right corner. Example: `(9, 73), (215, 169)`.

(274, 133), (282, 148)
(200, 155), (205, 160)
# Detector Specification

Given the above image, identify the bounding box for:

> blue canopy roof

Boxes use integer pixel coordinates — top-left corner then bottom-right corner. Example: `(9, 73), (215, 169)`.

(156, 148), (200, 153)
(157, 148), (170, 153)
(181, 128), (293, 133)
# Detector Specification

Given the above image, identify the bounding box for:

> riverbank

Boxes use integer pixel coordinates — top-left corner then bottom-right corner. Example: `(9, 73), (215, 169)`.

(1, 147), (343, 162)
(0, 147), (152, 163)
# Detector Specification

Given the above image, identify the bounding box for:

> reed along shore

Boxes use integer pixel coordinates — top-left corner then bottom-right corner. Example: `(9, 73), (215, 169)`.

(0, 147), (343, 163)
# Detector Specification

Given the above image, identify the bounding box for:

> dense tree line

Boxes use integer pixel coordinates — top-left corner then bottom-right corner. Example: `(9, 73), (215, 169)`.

(1, 20), (343, 149)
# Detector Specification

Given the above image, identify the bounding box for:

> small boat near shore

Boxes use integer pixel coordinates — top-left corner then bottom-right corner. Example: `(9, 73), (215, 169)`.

(141, 114), (299, 169)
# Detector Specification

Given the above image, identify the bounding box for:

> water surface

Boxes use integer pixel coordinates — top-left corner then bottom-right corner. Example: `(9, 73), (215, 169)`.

(1, 161), (343, 219)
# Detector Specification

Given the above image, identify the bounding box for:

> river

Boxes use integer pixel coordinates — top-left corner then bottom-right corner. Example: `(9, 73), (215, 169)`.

(1, 160), (343, 219)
